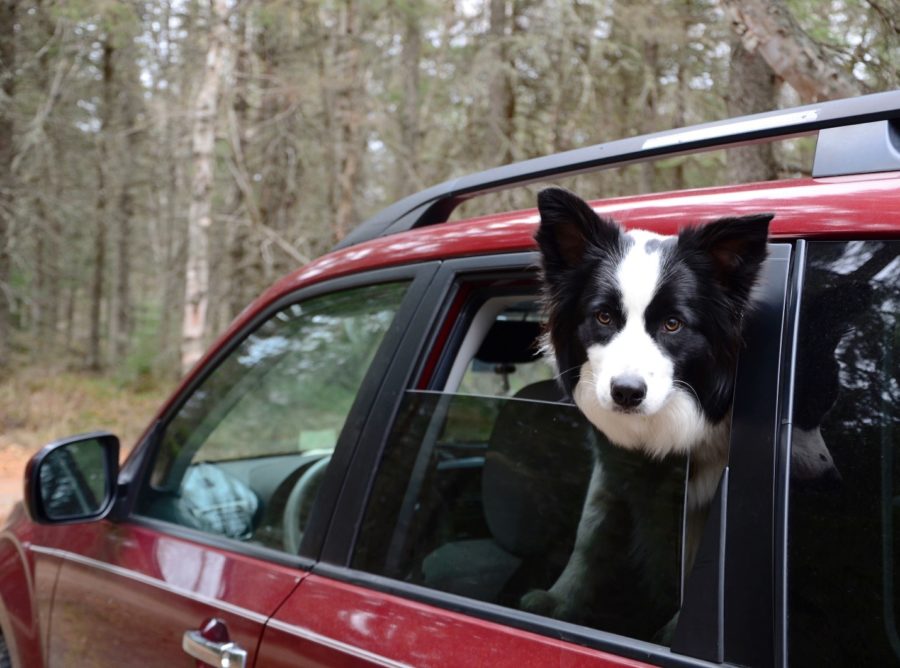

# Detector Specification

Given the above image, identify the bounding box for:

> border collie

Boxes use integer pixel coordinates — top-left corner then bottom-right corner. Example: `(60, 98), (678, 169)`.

(521, 187), (772, 628)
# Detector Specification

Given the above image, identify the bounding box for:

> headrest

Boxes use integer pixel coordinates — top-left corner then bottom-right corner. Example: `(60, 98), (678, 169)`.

(483, 380), (593, 556)
(475, 320), (543, 364)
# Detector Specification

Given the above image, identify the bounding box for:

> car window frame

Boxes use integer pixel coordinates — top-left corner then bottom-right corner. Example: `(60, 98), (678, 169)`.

(319, 252), (538, 565)
(686, 241), (793, 667)
(116, 262), (441, 569)
(774, 239), (807, 668)
(311, 244), (794, 668)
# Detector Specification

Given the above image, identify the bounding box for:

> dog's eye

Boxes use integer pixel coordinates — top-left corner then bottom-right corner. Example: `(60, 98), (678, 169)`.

(596, 311), (612, 326)
(663, 317), (683, 333)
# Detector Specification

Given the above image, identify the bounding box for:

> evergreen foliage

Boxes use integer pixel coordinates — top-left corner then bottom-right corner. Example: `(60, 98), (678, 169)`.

(0, 0), (895, 378)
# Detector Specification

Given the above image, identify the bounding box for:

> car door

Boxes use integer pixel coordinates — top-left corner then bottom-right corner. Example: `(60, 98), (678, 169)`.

(784, 239), (900, 667)
(257, 246), (793, 667)
(41, 266), (434, 666)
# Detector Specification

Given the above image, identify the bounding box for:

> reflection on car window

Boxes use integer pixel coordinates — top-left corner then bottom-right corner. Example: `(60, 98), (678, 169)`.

(788, 241), (900, 666)
(39, 441), (108, 519)
(136, 282), (408, 553)
(353, 386), (686, 644)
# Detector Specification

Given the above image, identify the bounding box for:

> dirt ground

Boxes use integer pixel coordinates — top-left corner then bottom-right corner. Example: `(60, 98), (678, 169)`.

(0, 445), (30, 524)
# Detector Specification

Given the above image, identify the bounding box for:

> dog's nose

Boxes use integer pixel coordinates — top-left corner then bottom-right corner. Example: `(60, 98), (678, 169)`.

(611, 375), (647, 408)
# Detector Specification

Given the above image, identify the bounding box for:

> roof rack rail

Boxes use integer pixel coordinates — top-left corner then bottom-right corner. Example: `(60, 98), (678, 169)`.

(336, 90), (900, 250)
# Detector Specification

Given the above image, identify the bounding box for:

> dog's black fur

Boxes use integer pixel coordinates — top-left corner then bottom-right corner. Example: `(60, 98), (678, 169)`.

(523, 187), (773, 638)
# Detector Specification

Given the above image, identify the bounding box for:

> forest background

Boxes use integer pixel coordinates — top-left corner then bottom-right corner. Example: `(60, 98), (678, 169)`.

(0, 0), (896, 517)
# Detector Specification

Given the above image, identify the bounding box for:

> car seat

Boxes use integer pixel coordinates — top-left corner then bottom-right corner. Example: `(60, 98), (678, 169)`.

(422, 379), (594, 605)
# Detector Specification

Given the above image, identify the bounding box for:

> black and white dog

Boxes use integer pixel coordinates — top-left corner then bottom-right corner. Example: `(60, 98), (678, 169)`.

(522, 187), (773, 632)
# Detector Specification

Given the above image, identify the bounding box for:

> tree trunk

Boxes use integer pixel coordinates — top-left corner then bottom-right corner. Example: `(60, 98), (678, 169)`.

(720, 0), (864, 103)
(114, 128), (137, 363)
(110, 37), (142, 364)
(157, 0), (187, 377)
(226, 4), (255, 321)
(330, 0), (364, 244)
(181, 0), (233, 374)
(32, 0), (59, 357)
(726, 36), (779, 183)
(393, 4), (421, 200)
(487, 0), (514, 167)
(87, 37), (114, 371)
(638, 39), (660, 193)
(0, 0), (15, 369)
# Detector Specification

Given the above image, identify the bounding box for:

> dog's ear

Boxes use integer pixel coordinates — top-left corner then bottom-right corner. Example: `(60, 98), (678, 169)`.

(535, 187), (620, 271)
(679, 213), (773, 307)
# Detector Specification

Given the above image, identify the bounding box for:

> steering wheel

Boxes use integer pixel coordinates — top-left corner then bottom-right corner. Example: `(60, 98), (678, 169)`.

(283, 454), (332, 555)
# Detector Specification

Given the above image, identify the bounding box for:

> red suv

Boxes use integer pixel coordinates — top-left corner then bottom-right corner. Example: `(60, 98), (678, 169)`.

(2, 91), (899, 667)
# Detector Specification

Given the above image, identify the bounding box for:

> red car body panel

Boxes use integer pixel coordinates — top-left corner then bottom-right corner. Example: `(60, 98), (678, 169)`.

(2, 508), (302, 666)
(258, 574), (655, 668)
(2, 169), (900, 666)
(0, 506), (43, 667)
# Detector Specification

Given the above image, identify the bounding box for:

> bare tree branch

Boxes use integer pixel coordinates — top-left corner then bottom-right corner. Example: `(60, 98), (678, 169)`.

(719, 0), (865, 103)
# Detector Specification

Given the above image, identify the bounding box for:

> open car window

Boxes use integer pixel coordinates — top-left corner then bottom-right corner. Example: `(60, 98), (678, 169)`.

(351, 288), (688, 645)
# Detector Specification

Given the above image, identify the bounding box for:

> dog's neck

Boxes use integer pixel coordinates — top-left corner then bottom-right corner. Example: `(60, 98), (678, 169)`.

(586, 406), (731, 511)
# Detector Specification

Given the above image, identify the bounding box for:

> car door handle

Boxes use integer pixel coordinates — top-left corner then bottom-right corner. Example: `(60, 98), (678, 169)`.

(182, 629), (248, 668)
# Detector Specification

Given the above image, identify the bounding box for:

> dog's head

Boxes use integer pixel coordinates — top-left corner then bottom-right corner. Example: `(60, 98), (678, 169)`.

(535, 187), (772, 455)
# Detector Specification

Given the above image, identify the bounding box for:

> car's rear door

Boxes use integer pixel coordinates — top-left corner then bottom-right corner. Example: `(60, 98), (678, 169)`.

(41, 265), (436, 666)
(257, 246), (793, 667)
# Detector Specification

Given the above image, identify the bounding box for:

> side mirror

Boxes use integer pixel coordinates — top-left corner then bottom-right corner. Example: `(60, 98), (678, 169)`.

(25, 432), (120, 524)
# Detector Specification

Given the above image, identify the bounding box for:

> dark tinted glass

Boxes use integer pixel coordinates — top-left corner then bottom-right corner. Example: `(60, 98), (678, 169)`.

(788, 241), (900, 666)
(353, 386), (686, 643)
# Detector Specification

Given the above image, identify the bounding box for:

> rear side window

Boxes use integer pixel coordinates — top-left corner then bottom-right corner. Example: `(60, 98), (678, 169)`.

(788, 240), (900, 666)
(352, 291), (687, 645)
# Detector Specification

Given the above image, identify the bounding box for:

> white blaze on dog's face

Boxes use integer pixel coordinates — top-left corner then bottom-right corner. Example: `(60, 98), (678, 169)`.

(572, 229), (711, 456)
(585, 229), (674, 415)
(535, 187), (772, 457)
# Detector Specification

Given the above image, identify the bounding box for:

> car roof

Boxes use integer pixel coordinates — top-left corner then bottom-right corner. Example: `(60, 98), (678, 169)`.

(259, 170), (900, 306)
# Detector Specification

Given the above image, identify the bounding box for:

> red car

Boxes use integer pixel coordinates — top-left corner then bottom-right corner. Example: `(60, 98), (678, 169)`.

(2, 91), (899, 667)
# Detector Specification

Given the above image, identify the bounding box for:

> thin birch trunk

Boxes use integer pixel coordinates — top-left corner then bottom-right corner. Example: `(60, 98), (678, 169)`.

(181, 0), (232, 374)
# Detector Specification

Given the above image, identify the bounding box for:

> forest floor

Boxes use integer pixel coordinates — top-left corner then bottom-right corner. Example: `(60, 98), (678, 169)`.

(0, 367), (171, 523)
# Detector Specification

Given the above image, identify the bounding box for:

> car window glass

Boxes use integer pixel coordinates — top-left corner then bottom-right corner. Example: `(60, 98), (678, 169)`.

(136, 281), (409, 553)
(352, 292), (688, 645)
(788, 241), (900, 666)
(455, 300), (554, 397)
